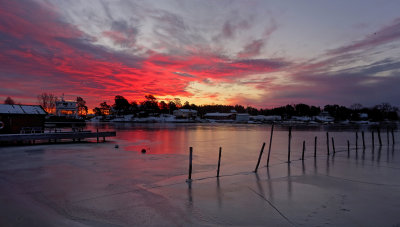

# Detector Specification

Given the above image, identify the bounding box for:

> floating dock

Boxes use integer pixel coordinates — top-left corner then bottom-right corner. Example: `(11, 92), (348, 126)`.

(0, 131), (116, 143)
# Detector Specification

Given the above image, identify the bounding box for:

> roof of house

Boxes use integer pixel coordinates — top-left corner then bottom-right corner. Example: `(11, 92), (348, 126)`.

(0, 104), (47, 115)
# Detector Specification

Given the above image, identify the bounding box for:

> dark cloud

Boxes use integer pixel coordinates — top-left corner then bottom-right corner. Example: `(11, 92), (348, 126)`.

(103, 20), (138, 48)
(236, 18), (277, 58)
(173, 72), (197, 78)
(233, 58), (290, 69)
(222, 21), (234, 38)
(214, 18), (251, 42)
(237, 39), (264, 58)
(270, 58), (400, 106)
(328, 17), (400, 55)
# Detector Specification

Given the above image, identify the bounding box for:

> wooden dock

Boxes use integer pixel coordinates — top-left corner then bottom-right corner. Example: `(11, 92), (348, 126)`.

(0, 131), (116, 143)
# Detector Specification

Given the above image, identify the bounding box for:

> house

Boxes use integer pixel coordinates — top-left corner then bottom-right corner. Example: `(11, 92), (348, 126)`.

(0, 104), (47, 134)
(291, 116), (312, 122)
(359, 113), (368, 120)
(56, 98), (78, 118)
(236, 113), (250, 123)
(251, 115), (282, 122)
(204, 112), (235, 122)
(173, 109), (197, 119)
(314, 111), (334, 122)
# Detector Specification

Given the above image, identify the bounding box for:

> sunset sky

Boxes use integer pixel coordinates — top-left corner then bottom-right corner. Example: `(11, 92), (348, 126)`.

(1, 0), (400, 109)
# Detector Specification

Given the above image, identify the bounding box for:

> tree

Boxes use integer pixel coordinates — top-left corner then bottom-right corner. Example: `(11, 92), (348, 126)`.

(113, 95), (130, 115)
(174, 98), (182, 108)
(145, 94), (157, 102)
(93, 102), (111, 116)
(182, 101), (190, 109)
(294, 103), (310, 116)
(375, 103), (399, 120)
(350, 103), (363, 111)
(159, 101), (168, 113)
(309, 106), (321, 116)
(234, 104), (246, 113)
(141, 95), (159, 113)
(168, 101), (177, 114)
(324, 104), (351, 121)
(130, 101), (139, 114)
(246, 106), (259, 115)
(4, 97), (15, 105)
(37, 93), (58, 114)
(93, 107), (102, 116)
(100, 102), (111, 114)
(76, 97), (88, 116)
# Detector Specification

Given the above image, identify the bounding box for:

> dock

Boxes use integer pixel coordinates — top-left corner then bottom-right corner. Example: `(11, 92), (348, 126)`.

(0, 131), (116, 143)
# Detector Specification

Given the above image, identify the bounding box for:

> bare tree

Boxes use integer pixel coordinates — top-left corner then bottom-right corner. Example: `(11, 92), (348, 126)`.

(76, 96), (88, 116)
(174, 98), (182, 108)
(350, 103), (363, 111)
(4, 96), (15, 105)
(37, 93), (58, 114)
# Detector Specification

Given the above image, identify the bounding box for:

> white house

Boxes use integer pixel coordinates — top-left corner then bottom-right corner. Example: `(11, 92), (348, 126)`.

(291, 116), (312, 121)
(173, 109), (197, 118)
(236, 113), (250, 123)
(314, 111), (334, 122)
(251, 115), (282, 122)
(204, 112), (235, 122)
(359, 113), (368, 120)
(56, 97), (78, 118)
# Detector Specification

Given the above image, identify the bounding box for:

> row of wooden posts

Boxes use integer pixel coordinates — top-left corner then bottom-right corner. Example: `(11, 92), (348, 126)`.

(187, 126), (396, 181)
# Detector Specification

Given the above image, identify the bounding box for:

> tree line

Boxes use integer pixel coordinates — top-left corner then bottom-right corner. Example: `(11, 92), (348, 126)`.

(92, 95), (399, 122)
(2, 94), (399, 121)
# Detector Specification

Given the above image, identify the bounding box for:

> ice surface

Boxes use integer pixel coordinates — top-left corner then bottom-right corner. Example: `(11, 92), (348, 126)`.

(0, 123), (400, 226)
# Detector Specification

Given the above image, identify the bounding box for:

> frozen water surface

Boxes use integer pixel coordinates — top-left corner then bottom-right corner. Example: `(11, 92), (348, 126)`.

(0, 123), (400, 226)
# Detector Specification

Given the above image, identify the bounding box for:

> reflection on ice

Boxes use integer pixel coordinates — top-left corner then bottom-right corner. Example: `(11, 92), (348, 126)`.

(1, 123), (400, 226)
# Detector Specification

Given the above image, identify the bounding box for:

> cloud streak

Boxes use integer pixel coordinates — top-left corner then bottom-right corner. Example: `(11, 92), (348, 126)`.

(0, 0), (288, 107)
(1, 0), (400, 108)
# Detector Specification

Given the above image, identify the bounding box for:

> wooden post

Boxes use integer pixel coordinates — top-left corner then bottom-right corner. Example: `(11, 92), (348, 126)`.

(314, 136), (317, 158)
(377, 128), (382, 146)
(96, 128), (99, 143)
(188, 147), (193, 181)
(326, 132), (330, 155)
(362, 131), (365, 149)
(217, 147), (222, 177)
(387, 128), (390, 145)
(267, 124), (274, 167)
(372, 131), (375, 147)
(356, 131), (359, 149)
(301, 141), (305, 160)
(392, 129), (395, 145)
(332, 137), (336, 154)
(288, 127), (292, 163)
(347, 140), (350, 156)
(254, 143), (266, 172)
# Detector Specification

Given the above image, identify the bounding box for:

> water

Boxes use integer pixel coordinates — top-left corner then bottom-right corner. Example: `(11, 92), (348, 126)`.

(86, 122), (400, 176)
(1, 122), (400, 226)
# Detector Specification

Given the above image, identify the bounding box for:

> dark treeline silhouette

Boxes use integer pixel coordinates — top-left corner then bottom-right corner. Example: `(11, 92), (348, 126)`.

(91, 95), (399, 122)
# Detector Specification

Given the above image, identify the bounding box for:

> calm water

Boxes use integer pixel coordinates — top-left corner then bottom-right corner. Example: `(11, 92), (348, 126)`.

(85, 122), (399, 175)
